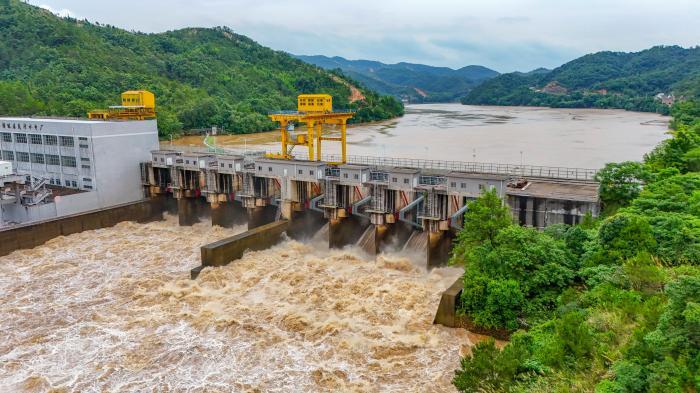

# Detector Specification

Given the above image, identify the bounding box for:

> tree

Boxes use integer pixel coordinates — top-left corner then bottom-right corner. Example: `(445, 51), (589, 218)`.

(595, 161), (650, 209)
(450, 188), (512, 265)
(460, 225), (575, 329)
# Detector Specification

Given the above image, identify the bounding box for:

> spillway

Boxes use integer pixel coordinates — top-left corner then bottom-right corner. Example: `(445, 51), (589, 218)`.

(0, 216), (483, 392)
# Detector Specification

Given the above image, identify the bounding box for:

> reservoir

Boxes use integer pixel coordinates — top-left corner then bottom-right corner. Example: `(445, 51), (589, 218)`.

(169, 104), (670, 169)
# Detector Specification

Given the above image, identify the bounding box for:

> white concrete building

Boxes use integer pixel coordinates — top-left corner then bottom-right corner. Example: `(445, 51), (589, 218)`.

(0, 117), (158, 224)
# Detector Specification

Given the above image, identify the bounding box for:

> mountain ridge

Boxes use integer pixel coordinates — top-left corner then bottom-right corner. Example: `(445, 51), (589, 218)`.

(462, 45), (700, 113)
(295, 54), (499, 102)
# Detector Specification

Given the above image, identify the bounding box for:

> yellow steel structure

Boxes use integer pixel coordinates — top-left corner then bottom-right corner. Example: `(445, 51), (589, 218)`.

(268, 94), (354, 163)
(88, 90), (157, 120)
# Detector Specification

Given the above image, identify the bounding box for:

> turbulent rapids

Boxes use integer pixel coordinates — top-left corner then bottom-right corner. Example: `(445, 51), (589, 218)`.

(0, 216), (481, 392)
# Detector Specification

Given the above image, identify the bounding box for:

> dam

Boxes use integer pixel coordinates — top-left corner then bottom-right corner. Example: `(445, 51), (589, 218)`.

(141, 148), (600, 268)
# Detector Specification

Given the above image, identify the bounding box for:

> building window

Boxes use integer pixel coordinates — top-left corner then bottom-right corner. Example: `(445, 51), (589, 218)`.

(298, 169), (303, 175)
(81, 164), (90, 170)
(309, 170), (313, 176)
(79, 143), (89, 149)
(450, 182), (456, 188)
(185, 160), (190, 164)
(258, 166), (262, 171)
(1, 132), (11, 142)
(14, 133), (27, 143)
(268, 167), (272, 172)
(55, 179), (61, 186)
(354, 174), (359, 180)
(83, 177), (92, 182)
(343, 173), (348, 178)
(461, 183), (466, 188)
(61, 156), (77, 167)
(83, 185), (93, 190)
(228, 164), (232, 168)
(2, 150), (14, 161)
(30, 153), (44, 164)
(59, 136), (74, 147)
(44, 135), (58, 146)
(46, 154), (60, 166)
(16, 152), (29, 162)
(403, 178), (409, 184)
(81, 157), (90, 162)
(220, 163), (224, 168)
(29, 134), (42, 144)
(479, 184), (485, 191)
(392, 177), (397, 183)
(78, 137), (88, 141)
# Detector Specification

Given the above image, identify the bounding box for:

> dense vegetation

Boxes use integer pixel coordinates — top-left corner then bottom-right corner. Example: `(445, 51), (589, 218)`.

(0, 1), (403, 137)
(451, 100), (700, 392)
(462, 46), (700, 114)
(296, 55), (499, 103)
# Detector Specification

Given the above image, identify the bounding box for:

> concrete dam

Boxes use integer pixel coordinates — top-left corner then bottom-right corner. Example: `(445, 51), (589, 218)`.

(140, 149), (600, 270)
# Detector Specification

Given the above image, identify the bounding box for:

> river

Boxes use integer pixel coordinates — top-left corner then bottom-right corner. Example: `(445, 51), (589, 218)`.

(0, 217), (481, 392)
(168, 104), (670, 169)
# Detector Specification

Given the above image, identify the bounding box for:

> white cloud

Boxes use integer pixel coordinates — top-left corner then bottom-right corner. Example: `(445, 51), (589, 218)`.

(38, 4), (79, 19)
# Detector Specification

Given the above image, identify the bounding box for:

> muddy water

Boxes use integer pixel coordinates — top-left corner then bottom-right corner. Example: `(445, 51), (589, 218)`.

(168, 104), (670, 169)
(0, 217), (474, 392)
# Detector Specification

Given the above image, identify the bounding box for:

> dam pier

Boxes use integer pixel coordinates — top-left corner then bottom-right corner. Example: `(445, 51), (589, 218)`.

(142, 148), (600, 269)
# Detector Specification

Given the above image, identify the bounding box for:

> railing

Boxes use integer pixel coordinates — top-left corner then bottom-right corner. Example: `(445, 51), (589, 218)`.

(323, 154), (598, 181)
(268, 109), (356, 115)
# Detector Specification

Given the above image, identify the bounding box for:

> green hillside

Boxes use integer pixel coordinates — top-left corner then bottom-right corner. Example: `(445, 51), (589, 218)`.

(462, 46), (700, 114)
(0, 0), (403, 137)
(296, 55), (499, 102)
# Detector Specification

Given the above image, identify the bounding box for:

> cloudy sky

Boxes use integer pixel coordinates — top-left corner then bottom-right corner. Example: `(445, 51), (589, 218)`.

(31, 0), (700, 72)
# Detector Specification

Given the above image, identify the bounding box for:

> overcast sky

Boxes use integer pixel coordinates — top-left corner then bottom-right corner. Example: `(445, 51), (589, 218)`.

(31, 0), (700, 72)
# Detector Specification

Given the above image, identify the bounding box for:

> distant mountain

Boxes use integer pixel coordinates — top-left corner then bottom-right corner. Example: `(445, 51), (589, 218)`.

(462, 46), (700, 114)
(295, 55), (500, 103)
(0, 1), (403, 137)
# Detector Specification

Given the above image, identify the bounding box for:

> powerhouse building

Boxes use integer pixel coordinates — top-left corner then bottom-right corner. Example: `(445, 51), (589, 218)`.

(0, 117), (158, 225)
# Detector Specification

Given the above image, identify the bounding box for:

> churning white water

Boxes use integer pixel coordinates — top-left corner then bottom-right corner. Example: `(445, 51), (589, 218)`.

(0, 216), (479, 392)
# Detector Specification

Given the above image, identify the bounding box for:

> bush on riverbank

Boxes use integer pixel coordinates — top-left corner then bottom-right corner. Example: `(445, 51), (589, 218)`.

(452, 100), (700, 392)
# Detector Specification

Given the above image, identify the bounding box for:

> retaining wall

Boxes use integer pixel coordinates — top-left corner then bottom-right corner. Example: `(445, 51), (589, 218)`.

(0, 198), (165, 257)
(192, 220), (289, 278)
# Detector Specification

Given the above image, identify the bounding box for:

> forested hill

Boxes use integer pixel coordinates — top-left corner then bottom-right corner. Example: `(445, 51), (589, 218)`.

(0, 1), (403, 137)
(462, 45), (700, 114)
(296, 55), (499, 103)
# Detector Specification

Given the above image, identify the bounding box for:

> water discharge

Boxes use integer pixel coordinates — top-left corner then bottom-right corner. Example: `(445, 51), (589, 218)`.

(0, 216), (476, 392)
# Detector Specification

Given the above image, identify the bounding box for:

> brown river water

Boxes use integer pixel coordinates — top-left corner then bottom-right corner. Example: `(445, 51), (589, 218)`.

(169, 104), (670, 169)
(0, 216), (478, 392)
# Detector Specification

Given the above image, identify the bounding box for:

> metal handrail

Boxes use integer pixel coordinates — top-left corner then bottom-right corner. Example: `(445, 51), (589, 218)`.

(322, 154), (598, 181)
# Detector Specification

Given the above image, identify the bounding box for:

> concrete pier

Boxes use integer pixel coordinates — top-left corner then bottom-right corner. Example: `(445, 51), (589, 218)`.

(286, 210), (326, 241)
(433, 277), (464, 328)
(210, 201), (247, 228)
(193, 220), (290, 278)
(329, 216), (370, 249)
(427, 231), (453, 268)
(247, 205), (278, 230)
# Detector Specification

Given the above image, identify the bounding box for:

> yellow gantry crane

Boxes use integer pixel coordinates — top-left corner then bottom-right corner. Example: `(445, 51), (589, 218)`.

(267, 94), (354, 164)
(88, 90), (157, 120)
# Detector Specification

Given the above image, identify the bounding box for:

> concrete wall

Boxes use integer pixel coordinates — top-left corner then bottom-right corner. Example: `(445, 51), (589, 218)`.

(0, 198), (165, 257)
(194, 220), (289, 278)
